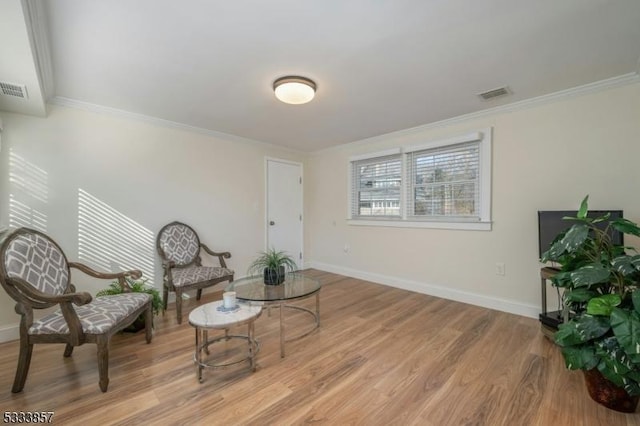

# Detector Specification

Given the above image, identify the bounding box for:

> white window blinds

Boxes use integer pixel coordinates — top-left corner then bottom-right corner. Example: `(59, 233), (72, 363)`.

(351, 154), (402, 218)
(406, 141), (480, 220)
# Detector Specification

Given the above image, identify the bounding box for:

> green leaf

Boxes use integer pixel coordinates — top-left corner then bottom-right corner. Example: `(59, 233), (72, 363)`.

(612, 256), (638, 277)
(598, 362), (626, 387)
(577, 195), (589, 219)
(549, 271), (573, 288)
(570, 263), (610, 288)
(595, 338), (632, 376)
(587, 294), (622, 316)
(610, 308), (640, 355)
(542, 224), (590, 261)
(554, 322), (585, 347)
(623, 379), (640, 397)
(565, 288), (596, 303)
(555, 315), (610, 346)
(612, 218), (640, 237)
(633, 291), (640, 315)
(560, 346), (598, 370)
(561, 224), (590, 254)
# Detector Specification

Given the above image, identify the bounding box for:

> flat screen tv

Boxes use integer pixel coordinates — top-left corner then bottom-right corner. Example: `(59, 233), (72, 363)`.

(537, 210), (624, 259)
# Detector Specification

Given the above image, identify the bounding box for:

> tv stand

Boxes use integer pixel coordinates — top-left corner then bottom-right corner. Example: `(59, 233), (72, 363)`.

(539, 266), (567, 339)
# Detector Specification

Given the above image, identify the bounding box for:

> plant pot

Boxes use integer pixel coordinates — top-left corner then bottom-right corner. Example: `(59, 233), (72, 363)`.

(583, 369), (639, 413)
(123, 316), (147, 333)
(264, 266), (285, 285)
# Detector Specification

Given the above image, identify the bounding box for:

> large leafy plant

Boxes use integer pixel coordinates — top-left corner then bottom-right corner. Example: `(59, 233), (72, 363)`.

(542, 196), (640, 395)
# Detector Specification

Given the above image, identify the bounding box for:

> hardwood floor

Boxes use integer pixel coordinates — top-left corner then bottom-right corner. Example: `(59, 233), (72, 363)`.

(0, 269), (639, 425)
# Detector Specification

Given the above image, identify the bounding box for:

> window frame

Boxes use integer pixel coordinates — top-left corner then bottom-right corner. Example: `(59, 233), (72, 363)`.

(347, 128), (492, 231)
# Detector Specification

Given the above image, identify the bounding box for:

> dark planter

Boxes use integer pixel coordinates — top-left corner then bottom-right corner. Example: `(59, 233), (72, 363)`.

(264, 266), (285, 285)
(123, 315), (147, 333)
(583, 368), (639, 413)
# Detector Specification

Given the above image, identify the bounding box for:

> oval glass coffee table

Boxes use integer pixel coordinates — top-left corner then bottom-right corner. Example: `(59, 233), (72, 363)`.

(227, 273), (321, 357)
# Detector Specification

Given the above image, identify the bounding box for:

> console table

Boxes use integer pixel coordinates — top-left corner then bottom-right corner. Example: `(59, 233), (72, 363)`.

(539, 266), (568, 339)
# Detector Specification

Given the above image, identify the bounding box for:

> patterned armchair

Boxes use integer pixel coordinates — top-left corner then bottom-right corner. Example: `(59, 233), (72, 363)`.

(156, 221), (234, 324)
(0, 228), (153, 393)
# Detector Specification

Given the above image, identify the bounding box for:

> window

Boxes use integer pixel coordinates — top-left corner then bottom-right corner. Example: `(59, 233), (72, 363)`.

(348, 129), (492, 230)
(350, 151), (402, 218)
(406, 141), (479, 219)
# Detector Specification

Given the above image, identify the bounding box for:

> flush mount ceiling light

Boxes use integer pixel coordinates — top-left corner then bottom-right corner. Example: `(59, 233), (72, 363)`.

(273, 76), (316, 105)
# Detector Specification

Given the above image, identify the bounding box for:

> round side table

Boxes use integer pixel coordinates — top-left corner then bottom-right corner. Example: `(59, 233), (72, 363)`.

(188, 300), (262, 382)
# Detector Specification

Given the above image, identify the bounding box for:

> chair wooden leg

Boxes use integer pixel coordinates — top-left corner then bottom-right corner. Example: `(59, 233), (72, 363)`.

(63, 343), (74, 357)
(162, 284), (169, 312)
(12, 338), (33, 393)
(97, 338), (109, 392)
(196, 289), (202, 301)
(176, 289), (183, 324)
(145, 304), (153, 344)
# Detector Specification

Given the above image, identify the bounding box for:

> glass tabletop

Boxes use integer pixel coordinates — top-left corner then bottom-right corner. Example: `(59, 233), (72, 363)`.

(227, 273), (321, 302)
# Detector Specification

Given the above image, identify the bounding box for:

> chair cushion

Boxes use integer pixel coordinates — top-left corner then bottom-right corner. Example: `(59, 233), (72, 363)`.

(28, 293), (151, 335)
(158, 223), (200, 266)
(171, 266), (233, 287)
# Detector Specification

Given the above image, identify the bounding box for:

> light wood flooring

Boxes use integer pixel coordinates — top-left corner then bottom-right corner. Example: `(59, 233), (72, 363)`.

(0, 269), (639, 425)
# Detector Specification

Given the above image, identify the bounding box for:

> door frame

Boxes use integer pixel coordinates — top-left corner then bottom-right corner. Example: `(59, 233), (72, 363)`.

(264, 157), (304, 267)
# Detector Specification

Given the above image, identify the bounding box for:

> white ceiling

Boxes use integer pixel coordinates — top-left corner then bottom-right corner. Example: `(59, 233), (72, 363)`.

(1, 0), (640, 151)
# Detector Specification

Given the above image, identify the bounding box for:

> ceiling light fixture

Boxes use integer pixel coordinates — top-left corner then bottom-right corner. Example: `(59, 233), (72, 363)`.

(273, 76), (316, 105)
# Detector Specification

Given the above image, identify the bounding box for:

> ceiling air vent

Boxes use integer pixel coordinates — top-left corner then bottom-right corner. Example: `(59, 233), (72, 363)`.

(0, 82), (28, 99)
(477, 86), (510, 101)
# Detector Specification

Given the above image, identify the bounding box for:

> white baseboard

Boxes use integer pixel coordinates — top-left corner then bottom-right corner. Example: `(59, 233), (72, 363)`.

(308, 261), (539, 319)
(0, 324), (19, 343)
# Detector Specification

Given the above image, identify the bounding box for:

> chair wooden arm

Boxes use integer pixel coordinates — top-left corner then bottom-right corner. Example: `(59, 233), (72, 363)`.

(161, 260), (176, 270)
(8, 276), (91, 346)
(69, 262), (142, 281)
(200, 244), (231, 268)
(7, 276), (92, 306)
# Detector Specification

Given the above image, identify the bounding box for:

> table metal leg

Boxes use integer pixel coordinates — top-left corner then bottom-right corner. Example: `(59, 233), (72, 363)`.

(195, 328), (203, 382)
(248, 321), (256, 371)
(280, 302), (285, 358)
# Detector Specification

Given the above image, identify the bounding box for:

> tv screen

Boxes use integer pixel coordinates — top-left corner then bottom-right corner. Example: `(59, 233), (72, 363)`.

(537, 210), (623, 259)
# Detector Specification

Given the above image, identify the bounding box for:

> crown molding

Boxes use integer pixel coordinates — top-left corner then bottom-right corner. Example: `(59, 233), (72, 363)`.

(316, 72), (640, 154)
(49, 71), (639, 156)
(48, 97), (305, 154)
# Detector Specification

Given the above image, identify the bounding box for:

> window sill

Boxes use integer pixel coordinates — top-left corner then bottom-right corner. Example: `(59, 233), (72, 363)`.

(347, 219), (492, 231)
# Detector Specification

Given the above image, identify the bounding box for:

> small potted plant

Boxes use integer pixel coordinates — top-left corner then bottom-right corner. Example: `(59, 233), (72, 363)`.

(542, 195), (640, 412)
(96, 277), (163, 332)
(247, 248), (298, 285)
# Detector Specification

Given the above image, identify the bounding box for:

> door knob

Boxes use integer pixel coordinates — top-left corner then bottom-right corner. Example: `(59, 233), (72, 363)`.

(269, 221), (275, 226)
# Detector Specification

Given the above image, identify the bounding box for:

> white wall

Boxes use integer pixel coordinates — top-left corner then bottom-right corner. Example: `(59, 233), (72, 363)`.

(304, 83), (640, 318)
(1, 82), (639, 342)
(0, 105), (303, 340)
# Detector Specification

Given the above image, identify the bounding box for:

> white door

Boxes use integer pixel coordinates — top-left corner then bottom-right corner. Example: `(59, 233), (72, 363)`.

(266, 159), (303, 269)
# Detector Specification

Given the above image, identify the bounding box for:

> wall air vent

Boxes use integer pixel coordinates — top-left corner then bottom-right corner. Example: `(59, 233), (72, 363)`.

(0, 82), (28, 99)
(477, 86), (510, 101)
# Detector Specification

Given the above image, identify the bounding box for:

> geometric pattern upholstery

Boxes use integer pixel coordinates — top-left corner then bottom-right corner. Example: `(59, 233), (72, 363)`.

(3, 232), (69, 296)
(172, 266), (234, 288)
(28, 293), (151, 335)
(158, 223), (200, 266)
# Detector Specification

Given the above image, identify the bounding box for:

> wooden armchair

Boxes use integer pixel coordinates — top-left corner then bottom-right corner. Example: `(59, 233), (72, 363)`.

(156, 221), (234, 324)
(0, 228), (153, 393)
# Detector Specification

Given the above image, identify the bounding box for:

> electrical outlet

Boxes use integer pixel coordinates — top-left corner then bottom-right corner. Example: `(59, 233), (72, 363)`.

(495, 262), (505, 276)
